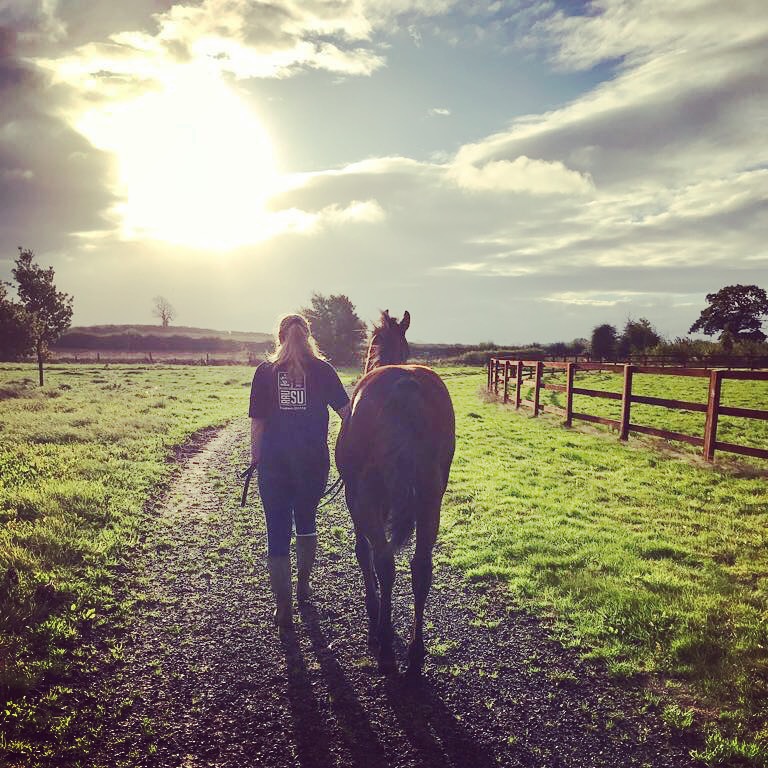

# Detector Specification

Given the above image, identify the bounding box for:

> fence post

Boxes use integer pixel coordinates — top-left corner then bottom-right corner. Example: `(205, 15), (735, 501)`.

(533, 361), (543, 416)
(487, 358), (493, 391)
(503, 361), (510, 403)
(703, 369), (724, 461)
(494, 359), (500, 395)
(515, 361), (523, 409)
(619, 364), (634, 440)
(565, 362), (575, 427)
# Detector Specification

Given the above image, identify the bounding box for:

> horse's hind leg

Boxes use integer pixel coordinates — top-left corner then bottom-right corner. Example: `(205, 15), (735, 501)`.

(354, 532), (379, 646)
(406, 500), (440, 677)
(371, 537), (396, 674)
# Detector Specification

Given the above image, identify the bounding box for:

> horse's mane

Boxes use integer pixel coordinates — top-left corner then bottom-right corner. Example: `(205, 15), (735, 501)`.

(365, 310), (409, 373)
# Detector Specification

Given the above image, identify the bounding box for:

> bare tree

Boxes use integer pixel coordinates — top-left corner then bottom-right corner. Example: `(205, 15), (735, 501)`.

(152, 296), (175, 328)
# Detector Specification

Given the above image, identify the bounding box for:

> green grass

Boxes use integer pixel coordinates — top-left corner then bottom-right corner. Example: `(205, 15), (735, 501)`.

(0, 364), (257, 760)
(3, 362), (768, 765)
(444, 368), (768, 762)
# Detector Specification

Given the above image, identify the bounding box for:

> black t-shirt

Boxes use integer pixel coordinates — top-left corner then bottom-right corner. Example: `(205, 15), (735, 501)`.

(249, 358), (349, 466)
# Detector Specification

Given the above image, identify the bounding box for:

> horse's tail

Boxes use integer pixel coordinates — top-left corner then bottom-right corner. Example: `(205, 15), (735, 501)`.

(382, 376), (429, 551)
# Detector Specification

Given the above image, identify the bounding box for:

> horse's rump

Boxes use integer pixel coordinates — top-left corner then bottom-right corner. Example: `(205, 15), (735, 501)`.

(337, 365), (455, 550)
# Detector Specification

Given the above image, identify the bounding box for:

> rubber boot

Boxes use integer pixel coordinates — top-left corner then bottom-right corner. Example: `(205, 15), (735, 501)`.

(296, 535), (317, 603)
(267, 556), (293, 631)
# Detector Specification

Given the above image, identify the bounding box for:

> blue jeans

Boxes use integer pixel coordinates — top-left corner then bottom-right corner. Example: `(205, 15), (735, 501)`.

(258, 460), (328, 556)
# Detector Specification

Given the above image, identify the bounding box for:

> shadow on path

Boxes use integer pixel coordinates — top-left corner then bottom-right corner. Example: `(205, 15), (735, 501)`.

(382, 673), (504, 768)
(281, 631), (337, 768)
(299, 604), (389, 768)
(299, 604), (507, 768)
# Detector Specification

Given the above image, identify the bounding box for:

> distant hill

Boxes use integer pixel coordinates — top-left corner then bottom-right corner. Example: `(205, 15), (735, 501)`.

(63, 324), (271, 343)
(54, 324), (273, 359)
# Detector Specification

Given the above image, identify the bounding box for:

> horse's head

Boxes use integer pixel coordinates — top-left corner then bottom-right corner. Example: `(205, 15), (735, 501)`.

(364, 309), (411, 373)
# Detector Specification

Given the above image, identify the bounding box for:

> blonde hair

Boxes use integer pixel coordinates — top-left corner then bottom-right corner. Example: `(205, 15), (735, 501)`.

(269, 313), (324, 381)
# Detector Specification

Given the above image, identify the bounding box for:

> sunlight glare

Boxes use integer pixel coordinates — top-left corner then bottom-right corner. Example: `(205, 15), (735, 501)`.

(77, 65), (278, 250)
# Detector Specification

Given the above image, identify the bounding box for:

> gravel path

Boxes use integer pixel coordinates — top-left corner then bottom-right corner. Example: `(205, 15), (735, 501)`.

(86, 419), (701, 768)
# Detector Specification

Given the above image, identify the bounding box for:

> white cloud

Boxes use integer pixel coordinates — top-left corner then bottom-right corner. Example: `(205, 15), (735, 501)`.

(1, 168), (34, 180)
(428, 106), (451, 116)
(534, 0), (767, 73)
(544, 291), (646, 307)
(441, 261), (487, 272)
(234, 198), (385, 240)
(1, 0), (66, 44)
(33, 0), (475, 87)
(449, 154), (594, 195)
(440, 261), (536, 277)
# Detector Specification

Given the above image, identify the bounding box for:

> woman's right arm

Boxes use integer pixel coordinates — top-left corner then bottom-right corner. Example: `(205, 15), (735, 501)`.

(249, 363), (270, 465)
(250, 418), (266, 465)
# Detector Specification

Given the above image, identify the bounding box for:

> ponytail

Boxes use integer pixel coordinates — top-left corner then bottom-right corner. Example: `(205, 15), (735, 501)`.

(269, 313), (324, 382)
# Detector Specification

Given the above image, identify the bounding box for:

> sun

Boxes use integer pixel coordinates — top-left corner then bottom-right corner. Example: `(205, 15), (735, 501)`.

(76, 64), (278, 250)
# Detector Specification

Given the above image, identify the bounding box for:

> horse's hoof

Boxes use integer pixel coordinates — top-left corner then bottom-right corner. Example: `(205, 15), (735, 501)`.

(404, 663), (423, 681)
(407, 641), (425, 671)
(378, 653), (397, 675)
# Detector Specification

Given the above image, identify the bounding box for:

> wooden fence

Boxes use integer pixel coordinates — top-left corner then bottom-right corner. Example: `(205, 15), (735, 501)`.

(487, 358), (768, 462)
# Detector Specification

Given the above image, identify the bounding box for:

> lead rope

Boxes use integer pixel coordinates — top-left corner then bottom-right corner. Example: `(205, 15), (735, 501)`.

(239, 464), (344, 509)
(317, 475), (345, 509)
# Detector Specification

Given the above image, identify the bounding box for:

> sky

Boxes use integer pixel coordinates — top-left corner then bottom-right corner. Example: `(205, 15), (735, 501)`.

(0, 0), (766, 344)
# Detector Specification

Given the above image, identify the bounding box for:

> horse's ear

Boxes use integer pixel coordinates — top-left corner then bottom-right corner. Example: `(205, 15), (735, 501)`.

(381, 309), (393, 327)
(401, 310), (410, 333)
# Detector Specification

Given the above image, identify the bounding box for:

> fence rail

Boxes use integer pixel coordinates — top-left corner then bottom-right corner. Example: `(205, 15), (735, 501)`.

(481, 353), (768, 369)
(487, 358), (768, 462)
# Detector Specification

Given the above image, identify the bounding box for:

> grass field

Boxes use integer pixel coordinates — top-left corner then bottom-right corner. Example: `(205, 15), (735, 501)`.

(531, 367), (768, 454)
(1, 363), (768, 765)
(446, 369), (768, 765)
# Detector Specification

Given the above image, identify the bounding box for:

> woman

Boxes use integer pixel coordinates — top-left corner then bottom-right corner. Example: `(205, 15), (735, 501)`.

(249, 313), (350, 630)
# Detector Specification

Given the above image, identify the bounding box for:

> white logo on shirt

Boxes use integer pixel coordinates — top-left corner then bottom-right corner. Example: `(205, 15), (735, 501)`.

(278, 371), (307, 410)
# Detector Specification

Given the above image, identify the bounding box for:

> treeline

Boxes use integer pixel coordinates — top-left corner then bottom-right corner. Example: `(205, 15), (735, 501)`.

(412, 341), (586, 366)
(590, 318), (768, 363)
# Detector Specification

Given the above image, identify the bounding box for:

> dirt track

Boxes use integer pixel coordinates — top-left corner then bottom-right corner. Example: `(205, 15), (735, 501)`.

(84, 419), (700, 768)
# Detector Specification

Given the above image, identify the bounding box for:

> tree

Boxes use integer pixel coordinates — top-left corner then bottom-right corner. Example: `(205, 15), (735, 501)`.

(548, 341), (568, 357)
(12, 247), (74, 386)
(689, 284), (768, 342)
(570, 338), (589, 355)
(301, 293), (367, 367)
(618, 317), (662, 358)
(590, 324), (617, 360)
(152, 295), (175, 328)
(0, 281), (33, 361)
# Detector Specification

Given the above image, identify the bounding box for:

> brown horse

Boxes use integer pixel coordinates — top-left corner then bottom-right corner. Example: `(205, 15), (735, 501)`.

(335, 310), (455, 676)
